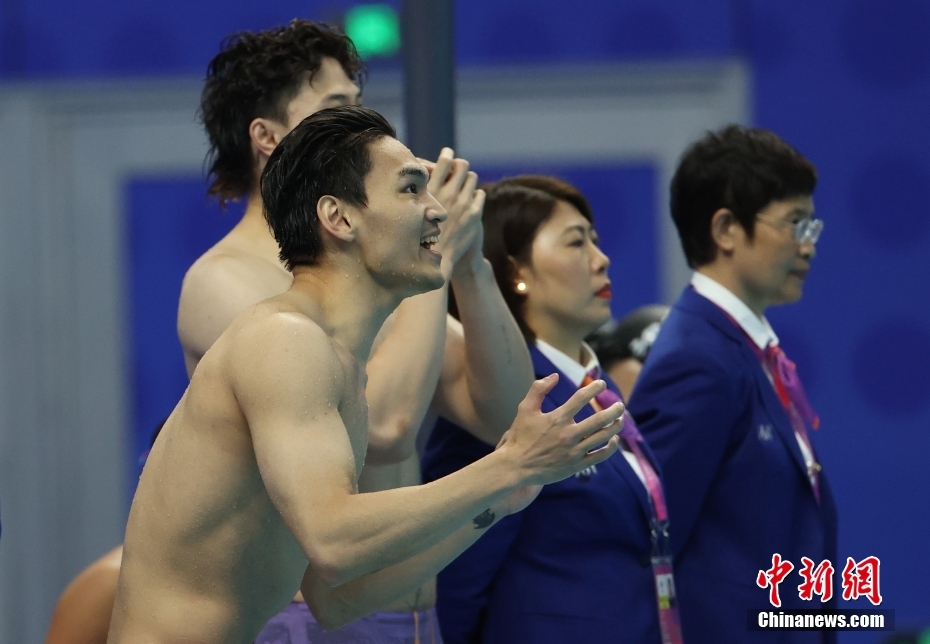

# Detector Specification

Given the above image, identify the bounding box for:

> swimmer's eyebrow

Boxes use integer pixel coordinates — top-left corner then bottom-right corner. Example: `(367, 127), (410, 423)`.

(398, 164), (429, 183)
(323, 91), (361, 104)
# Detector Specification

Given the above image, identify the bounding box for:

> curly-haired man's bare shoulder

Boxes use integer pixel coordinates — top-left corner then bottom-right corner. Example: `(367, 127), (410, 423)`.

(178, 211), (291, 374)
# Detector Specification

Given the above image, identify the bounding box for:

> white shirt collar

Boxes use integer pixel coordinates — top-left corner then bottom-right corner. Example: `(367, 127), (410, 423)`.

(690, 272), (779, 350)
(534, 339), (600, 387)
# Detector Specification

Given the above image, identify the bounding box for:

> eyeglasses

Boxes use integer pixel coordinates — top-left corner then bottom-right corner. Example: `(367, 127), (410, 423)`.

(757, 215), (824, 245)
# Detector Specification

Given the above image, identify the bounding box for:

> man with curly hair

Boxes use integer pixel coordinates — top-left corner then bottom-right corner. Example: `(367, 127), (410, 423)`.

(176, 20), (535, 644)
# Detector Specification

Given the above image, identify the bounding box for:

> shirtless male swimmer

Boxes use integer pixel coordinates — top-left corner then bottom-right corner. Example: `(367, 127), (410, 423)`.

(182, 21), (534, 639)
(51, 21), (532, 644)
(106, 106), (624, 644)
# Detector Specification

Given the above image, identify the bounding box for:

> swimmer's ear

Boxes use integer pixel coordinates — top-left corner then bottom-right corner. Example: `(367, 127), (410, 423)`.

(316, 195), (357, 243)
(249, 117), (287, 163)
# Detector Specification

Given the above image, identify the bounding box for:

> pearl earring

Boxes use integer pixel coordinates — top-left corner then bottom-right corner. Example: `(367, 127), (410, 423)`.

(516, 282), (527, 292)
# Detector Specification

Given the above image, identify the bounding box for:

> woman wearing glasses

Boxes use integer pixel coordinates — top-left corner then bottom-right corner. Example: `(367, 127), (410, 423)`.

(628, 125), (837, 644)
(422, 175), (682, 644)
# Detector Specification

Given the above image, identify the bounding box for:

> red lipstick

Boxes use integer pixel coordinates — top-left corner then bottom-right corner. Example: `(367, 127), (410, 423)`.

(595, 284), (612, 299)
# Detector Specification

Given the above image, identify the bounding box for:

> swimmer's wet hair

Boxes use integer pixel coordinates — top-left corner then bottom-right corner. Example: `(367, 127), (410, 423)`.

(261, 105), (396, 271)
(200, 19), (365, 205)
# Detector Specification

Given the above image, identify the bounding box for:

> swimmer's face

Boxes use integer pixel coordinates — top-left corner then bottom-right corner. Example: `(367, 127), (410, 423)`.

(353, 137), (447, 296)
(252, 58), (362, 177)
(515, 200), (612, 339)
(284, 58), (362, 128)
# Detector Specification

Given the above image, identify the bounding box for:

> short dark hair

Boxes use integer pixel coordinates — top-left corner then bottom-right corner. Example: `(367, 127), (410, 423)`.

(261, 105), (396, 271)
(481, 175), (593, 342)
(670, 124), (817, 268)
(200, 19), (365, 205)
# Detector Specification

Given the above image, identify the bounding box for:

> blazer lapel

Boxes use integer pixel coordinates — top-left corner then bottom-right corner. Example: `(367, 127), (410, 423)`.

(679, 288), (815, 492)
(610, 443), (654, 522)
(745, 344), (814, 487)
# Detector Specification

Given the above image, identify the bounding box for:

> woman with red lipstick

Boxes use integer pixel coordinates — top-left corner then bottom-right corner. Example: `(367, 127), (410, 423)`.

(422, 175), (681, 644)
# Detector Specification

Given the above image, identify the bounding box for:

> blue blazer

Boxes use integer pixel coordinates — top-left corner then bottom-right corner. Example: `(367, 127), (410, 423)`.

(422, 345), (665, 644)
(628, 287), (838, 644)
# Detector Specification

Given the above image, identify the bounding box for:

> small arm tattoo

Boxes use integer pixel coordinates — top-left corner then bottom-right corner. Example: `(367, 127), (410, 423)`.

(473, 509), (495, 529)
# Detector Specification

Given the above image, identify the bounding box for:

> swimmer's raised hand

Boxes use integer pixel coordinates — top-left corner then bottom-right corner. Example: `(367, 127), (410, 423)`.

(419, 147), (483, 274)
(494, 374), (623, 487)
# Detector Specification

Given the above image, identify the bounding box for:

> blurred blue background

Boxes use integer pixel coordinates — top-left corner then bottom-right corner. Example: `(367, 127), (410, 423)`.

(1, 1), (928, 642)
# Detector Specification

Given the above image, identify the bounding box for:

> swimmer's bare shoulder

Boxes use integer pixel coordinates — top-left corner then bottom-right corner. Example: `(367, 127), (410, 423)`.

(110, 298), (367, 644)
(223, 296), (370, 478)
(178, 242), (292, 374)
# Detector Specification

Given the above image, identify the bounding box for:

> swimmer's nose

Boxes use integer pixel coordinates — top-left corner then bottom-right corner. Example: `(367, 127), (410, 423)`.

(425, 190), (447, 223)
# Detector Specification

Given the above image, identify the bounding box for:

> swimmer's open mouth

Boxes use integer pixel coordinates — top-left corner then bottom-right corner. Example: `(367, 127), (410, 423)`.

(420, 235), (439, 250)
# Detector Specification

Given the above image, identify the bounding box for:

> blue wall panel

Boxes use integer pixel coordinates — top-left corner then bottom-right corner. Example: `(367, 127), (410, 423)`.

(0, 0), (735, 78)
(125, 177), (240, 485)
(0, 0), (383, 77)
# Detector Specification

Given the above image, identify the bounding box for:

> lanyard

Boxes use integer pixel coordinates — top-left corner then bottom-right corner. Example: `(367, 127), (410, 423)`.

(713, 306), (822, 503)
(581, 370), (684, 644)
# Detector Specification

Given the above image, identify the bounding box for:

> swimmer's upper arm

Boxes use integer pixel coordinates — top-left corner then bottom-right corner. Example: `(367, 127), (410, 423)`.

(363, 294), (448, 463)
(430, 316), (501, 443)
(228, 314), (359, 579)
(44, 547), (122, 644)
(178, 254), (282, 376)
(430, 316), (480, 428)
(432, 306), (533, 445)
(368, 309), (396, 356)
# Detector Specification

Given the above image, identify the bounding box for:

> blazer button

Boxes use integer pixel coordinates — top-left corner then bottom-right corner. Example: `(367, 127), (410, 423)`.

(638, 553), (651, 567)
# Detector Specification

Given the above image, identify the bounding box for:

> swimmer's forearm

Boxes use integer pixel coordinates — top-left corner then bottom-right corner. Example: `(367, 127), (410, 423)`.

(364, 285), (449, 464)
(302, 450), (521, 587)
(302, 504), (504, 630)
(451, 258), (534, 441)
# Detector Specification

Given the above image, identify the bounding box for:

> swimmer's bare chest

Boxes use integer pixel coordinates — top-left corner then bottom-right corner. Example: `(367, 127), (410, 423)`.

(114, 393), (303, 641)
(114, 341), (369, 643)
(184, 343), (370, 582)
(172, 334), (368, 588)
